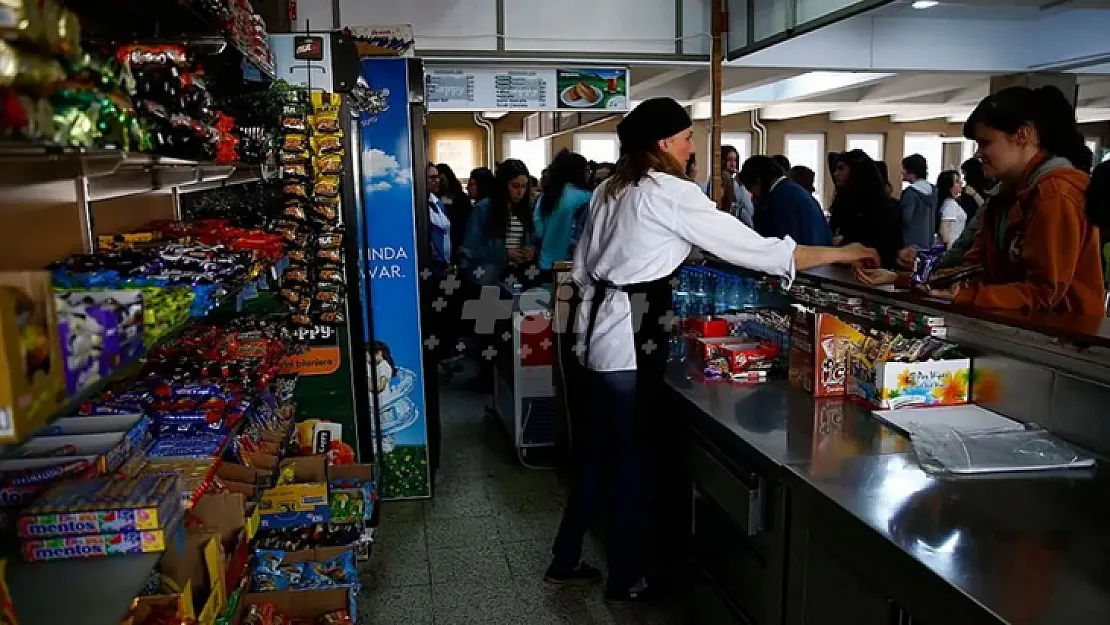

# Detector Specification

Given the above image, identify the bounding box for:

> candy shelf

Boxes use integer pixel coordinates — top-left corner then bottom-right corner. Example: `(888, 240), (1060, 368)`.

(0, 260), (277, 460)
(6, 543), (169, 625)
(63, 0), (276, 80)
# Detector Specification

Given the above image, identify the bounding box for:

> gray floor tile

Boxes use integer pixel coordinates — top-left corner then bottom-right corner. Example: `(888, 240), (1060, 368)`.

(361, 522), (429, 588)
(425, 513), (501, 549)
(496, 509), (564, 543)
(381, 500), (424, 525)
(431, 583), (539, 625)
(358, 584), (433, 625)
(428, 545), (511, 587)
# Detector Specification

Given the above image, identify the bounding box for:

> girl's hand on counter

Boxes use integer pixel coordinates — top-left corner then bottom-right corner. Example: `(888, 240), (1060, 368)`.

(855, 265), (898, 286)
(896, 247), (917, 270)
(832, 235), (844, 246)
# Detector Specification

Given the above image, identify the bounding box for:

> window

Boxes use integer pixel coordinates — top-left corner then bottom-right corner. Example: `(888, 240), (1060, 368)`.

(960, 139), (977, 163)
(784, 133), (825, 203)
(902, 133), (944, 184)
(846, 134), (883, 162)
(432, 137), (476, 181)
(503, 133), (550, 178)
(574, 133), (619, 164)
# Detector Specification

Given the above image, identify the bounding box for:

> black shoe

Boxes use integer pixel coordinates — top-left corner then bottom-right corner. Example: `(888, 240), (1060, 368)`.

(544, 563), (603, 587)
(604, 582), (658, 604)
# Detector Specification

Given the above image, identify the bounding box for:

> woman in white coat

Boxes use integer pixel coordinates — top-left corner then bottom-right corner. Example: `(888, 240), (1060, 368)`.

(544, 98), (879, 602)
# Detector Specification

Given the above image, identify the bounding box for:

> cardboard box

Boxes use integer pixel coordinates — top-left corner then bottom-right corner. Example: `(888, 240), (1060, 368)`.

(191, 492), (253, 596)
(161, 529), (225, 624)
(256, 456), (328, 529)
(236, 588), (350, 623)
(849, 356), (972, 409)
(0, 272), (65, 443)
(788, 310), (865, 397)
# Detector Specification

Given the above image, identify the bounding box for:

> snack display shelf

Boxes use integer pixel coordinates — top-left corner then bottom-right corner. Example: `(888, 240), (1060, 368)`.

(0, 147), (269, 203)
(0, 262), (278, 459)
(5, 535), (172, 625)
(62, 0), (277, 80)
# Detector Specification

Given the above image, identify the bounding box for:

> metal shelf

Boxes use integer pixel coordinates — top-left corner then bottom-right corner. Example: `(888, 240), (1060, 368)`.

(0, 147), (266, 203)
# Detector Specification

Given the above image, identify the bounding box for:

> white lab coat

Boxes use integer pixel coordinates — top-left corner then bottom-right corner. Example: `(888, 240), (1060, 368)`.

(573, 171), (797, 372)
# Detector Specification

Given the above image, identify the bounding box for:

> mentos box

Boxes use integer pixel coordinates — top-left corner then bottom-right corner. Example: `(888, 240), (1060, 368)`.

(18, 474), (181, 539)
(22, 519), (176, 561)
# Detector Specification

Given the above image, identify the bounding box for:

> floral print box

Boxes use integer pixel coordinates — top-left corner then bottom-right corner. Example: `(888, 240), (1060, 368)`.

(849, 356), (972, 410)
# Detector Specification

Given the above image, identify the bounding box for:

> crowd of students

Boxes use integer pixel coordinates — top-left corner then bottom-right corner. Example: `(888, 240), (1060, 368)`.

(422, 83), (1110, 385)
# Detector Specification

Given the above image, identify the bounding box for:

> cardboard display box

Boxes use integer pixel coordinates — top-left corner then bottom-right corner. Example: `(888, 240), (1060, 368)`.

(0, 271), (65, 443)
(160, 528), (226, 625)
(849, 355), (972, 409)
(191, 492), (254, 596)
(788, 310), (865, 398)
(235, 588), (350, 623)
(256, 456), (328, 529)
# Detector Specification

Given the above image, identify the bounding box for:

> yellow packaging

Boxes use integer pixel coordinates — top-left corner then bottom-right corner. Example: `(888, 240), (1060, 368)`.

(0, 272), (65, 443)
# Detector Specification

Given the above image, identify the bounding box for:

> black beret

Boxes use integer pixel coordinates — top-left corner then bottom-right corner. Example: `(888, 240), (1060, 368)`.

(616, 97), (692, 153)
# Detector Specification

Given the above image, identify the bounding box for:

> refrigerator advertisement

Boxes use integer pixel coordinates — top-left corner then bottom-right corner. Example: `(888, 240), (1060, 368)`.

(358, 57), (431, 499)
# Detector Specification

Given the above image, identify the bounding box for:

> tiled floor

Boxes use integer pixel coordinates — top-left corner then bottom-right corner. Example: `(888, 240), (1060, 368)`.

(358, 376), (687, 624)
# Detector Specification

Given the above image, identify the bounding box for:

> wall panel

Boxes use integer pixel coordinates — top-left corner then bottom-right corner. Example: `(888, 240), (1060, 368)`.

(503, 0), (678, 54)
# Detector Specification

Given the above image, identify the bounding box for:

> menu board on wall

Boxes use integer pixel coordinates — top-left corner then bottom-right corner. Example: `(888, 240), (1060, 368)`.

(426, 67), (629, 112)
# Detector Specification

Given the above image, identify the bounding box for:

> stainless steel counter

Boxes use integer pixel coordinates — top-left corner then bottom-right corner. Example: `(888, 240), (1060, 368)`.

(667, 362), (1110, 625)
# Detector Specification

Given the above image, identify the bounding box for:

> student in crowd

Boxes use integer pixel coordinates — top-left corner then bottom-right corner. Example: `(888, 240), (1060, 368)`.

(436, 163), (472, 262)
(535, 149), (593, 272)
(771, 154), (791, 173)
(740, 155), (832, 246)
(426, 163), (452, 272)
(591, 162), (615, 188)
(859, 85), (1105, 314)
(547, 97), (878, 603)
(685, 153), (698, 181)
(959, 157), (990, 221)
(900, 153), (938, 249)
(828, 149), (904, 268)
(936, 170), (968, 249)
(467, 167), (496, 202)
(701, 145), (754, 226)
(462, 159), (536, 287)
(787, 165), (817, 194)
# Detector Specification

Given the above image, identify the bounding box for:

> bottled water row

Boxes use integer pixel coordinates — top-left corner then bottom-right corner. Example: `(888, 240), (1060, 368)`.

(673, 266), (760, 317)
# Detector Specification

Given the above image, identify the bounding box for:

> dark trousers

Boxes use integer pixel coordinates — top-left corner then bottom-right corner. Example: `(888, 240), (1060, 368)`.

(550, 369), (643, 592)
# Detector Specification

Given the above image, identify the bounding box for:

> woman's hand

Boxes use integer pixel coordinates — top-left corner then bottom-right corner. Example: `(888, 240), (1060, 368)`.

(896, 247), (917, 270)
(838, 243), (880, 268)
(520, 246), (536, 261)
(855, 265), (898, 286)
(832, 235), (844, 246)
(507, 248), (526, 263)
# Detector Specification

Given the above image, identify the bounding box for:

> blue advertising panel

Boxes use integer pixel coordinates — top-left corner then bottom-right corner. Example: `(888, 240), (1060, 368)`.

(358, 58), (431, 499)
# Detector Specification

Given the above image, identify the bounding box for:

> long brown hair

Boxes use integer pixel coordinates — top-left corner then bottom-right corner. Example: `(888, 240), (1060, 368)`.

(604, 147), (688, 199)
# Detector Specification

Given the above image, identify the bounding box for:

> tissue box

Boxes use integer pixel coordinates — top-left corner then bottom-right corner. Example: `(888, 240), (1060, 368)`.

(849, 356), (971, 409)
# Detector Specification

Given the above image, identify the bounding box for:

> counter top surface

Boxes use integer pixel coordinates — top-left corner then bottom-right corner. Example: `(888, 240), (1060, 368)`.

(666, 364), (1110, 625)
(798, 265), (1110, 348)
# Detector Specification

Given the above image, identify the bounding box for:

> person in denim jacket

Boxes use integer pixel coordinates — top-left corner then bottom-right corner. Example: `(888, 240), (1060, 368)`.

(461, 159), (537, 287)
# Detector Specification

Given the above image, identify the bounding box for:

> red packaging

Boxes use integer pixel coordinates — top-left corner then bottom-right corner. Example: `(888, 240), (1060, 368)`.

(695, 337), (745, 363)
(684, 317), (729, 339)
(725, 341), (779, 374)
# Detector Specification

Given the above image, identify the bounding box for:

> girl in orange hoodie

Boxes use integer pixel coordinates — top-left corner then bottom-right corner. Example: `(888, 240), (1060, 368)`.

(858, 85), (1105, 315)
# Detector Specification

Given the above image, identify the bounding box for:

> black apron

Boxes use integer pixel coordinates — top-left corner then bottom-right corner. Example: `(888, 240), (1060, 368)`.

(581, 273), (675, 380)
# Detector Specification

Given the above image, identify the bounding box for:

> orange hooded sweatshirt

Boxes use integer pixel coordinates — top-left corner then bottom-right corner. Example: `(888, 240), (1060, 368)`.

(953, 152), (1105, 315)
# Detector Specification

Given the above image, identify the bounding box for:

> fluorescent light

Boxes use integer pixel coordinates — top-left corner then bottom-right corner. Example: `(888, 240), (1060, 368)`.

(912, 0), (939, 8)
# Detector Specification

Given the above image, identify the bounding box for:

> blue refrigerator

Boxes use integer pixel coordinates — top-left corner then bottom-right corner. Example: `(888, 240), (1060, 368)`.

(349, 57), (439, 500)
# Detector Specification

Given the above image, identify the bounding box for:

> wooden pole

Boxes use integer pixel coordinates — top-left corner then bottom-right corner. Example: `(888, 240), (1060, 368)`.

(709, 0), (727, 209)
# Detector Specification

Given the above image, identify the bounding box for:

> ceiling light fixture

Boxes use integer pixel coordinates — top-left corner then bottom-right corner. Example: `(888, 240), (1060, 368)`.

(911, 0), (939, 8)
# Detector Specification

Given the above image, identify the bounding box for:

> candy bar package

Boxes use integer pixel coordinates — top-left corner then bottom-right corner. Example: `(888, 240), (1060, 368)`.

(18, 474), (183, 538)
(788, 310), (866, 398)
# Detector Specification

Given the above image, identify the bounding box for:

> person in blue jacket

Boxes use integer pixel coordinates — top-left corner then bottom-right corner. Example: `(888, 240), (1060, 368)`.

(535, 149), (593, 272)
(461, 159), (536, 288)
(739, 155), (832, 246)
